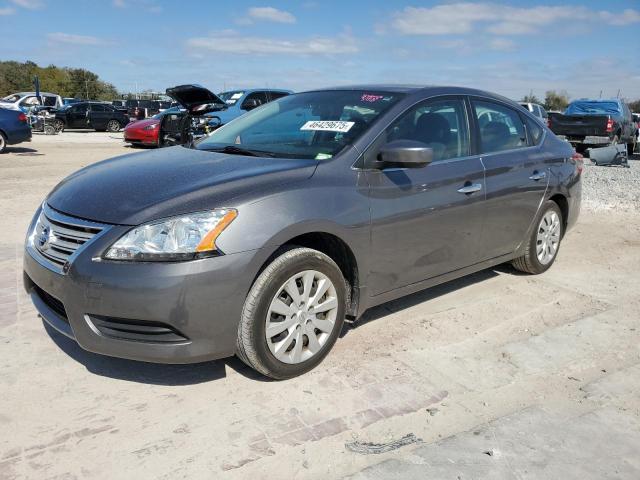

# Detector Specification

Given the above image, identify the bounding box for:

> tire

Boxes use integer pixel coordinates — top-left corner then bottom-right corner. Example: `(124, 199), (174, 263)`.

(106, 120), (121, 132)
(512, 200), (563, 275)
(44, 125), (56, 135)
(0, 131), (6, 153)
(236, 247), (346, 379)
(54, 119), (65, 132)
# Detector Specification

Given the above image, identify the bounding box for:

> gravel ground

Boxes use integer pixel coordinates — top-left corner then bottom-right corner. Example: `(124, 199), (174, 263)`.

(581, 154), (640, 214)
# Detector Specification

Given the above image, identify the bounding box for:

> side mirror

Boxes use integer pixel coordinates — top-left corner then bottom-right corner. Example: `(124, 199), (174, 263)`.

(242, 99), (260, 111)
(375, 140), (433, 169)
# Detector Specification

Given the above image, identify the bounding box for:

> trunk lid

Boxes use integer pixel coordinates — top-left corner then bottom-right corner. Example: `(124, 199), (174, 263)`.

(165, 84), (226, 116)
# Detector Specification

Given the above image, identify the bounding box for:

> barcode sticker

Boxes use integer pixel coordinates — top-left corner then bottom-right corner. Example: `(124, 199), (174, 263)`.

(300, 120), (355, 133)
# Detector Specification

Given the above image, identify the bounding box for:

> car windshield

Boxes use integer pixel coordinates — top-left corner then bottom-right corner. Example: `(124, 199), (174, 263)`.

(565, 101), (621, 115)
(1, 94), (21, 103)
(218, 91), (244, 105)
(197, 90), (404, 159)
(152, 106), (180, 119)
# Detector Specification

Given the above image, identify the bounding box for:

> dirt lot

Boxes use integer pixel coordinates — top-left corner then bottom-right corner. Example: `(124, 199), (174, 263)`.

(1, 132), (639, 479)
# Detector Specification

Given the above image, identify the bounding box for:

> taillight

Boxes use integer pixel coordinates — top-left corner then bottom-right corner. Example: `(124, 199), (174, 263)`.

(18, 113), (28, 122)
(572, 151), (583, 175)
(605, 118), (614, 133)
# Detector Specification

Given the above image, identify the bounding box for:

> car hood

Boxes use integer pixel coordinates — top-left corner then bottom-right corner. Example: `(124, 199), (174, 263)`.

(46, 146), (318, 225)
(125, 118), (158, 130)
(166, 84), (226, 116)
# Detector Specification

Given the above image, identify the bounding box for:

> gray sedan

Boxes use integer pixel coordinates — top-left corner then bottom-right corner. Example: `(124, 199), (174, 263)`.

(24, 85), (582, 379)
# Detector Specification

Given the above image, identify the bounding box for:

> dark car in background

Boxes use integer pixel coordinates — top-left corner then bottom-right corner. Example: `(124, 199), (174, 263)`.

(0, 106), (31, 153)
(549, 99), (636, 154)
(24, 85), (581, 379)
(54, 101), (130, 132)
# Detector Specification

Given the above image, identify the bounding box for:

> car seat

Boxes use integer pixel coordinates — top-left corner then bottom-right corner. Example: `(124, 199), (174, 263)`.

(413, 112), (451, 160)
(481, 121), (511, 152)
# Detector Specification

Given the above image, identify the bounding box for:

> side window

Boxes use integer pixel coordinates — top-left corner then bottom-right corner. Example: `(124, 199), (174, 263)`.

(73, 104), (88, 113)
(267, 91), (290, 102)
(90, 104), (106, 112)
(380, 98), (470, 162)
(523, 116), (544, 146)
(539, 106), (549, 120)
(20, 96), (39, 106)
(242, 92), (269, 109)
(473, 100), (527, 153)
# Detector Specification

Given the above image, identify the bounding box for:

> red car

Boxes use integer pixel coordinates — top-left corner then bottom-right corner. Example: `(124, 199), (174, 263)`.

(123, 107), (180, 147)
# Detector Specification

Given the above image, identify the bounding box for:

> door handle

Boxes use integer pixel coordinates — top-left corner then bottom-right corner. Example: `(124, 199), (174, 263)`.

(529, 171), (547, 181)
(457, 183), (482, 194)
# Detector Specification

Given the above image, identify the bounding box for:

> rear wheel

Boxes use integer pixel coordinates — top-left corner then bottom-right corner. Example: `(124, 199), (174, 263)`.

(106, 120), (121, 132)
(0, 131), (6, 153)
(54, 119), (65, 132)
(236, 247), (346, 379)
(512, 201), (563, 274)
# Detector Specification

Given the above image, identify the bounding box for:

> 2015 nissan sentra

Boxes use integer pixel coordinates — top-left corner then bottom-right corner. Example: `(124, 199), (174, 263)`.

(24, 86), (582, 379)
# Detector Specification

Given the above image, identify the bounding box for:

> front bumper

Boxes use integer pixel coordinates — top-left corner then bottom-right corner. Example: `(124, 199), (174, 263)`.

(23, 207), (259, 364)
(123, 130), (158, 145)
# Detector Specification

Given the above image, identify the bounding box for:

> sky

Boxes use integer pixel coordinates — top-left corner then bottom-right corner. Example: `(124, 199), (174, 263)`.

(1, 0), (639, 100)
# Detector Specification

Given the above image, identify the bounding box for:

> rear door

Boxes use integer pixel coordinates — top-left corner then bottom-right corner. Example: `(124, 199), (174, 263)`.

(472, 98), (550, 259)
(365, 96), (487, 295)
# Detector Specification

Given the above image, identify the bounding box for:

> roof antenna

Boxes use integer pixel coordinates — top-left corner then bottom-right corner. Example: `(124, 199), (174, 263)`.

(616, 89), (620, 99)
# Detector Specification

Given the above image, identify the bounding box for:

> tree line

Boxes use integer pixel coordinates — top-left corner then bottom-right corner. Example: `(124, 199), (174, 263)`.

(522, 90), (640, 113)
(0, 60), (118, 101)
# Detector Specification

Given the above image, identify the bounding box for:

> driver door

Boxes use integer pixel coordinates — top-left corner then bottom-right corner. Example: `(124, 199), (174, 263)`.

(68, 104), (89, 128)
(364, 96), (487, 296)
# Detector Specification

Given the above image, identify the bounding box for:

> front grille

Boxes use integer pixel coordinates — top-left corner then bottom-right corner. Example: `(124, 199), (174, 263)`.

(87, 315), (189, 344)
(32, 206), (104, 268)
(33, 284), (68, 322)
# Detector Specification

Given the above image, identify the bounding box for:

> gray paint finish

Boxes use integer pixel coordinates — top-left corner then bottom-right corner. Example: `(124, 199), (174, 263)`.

(24, 85), (581, 364)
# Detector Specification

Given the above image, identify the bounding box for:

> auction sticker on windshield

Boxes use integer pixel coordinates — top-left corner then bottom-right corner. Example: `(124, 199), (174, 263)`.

(300, 120), (354, 133)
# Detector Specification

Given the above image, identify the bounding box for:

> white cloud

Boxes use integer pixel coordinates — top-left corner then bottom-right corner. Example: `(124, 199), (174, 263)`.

(112, 0), (161, 13)
(187, 32), (357, 55)
(47, 32), (110, 46)
(489, 37), (516, 51)
(10, 0), (43, 9)
(0, 6), (15, 14)
(391, 3), (640, 36)
(247, 6), (296, 24)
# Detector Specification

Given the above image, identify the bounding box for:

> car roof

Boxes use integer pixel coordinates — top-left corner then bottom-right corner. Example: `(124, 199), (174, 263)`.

(300, 84), (519, 104)
(220, 88), (293, 94)
(14, 92), (59, 96)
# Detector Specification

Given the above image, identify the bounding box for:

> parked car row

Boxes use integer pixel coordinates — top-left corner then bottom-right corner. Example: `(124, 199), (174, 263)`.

(124, 87), (292, 148)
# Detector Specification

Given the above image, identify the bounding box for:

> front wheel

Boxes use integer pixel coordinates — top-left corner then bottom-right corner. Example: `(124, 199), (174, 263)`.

(106, 120), (121, 132)
(0, 131), (6, 153)
(54, 119), (65, 132)
(512, 201), (563, 274)
(236, 247), (346, 379)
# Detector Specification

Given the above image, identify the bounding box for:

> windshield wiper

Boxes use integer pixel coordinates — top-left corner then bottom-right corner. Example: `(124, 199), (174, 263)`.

(204, 145), (277, 157)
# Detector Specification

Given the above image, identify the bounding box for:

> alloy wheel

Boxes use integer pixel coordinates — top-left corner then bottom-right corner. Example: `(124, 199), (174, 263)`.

(107, 120), (120, 132)
(536, 210), (561, 265)
(265, 270), (338, 364)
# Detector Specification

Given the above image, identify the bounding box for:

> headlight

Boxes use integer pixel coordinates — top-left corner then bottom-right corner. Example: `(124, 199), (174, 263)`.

(143, 123), (158, 130)
(103, 209), (237, 261)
